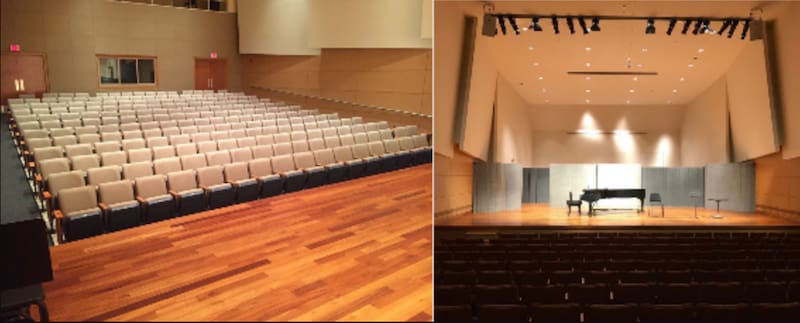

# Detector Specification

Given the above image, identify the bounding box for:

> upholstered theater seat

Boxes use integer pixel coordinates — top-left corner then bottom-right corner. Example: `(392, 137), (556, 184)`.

(98, 180), (141, 232)
(247, 158), (283, 198)
(56, 186), (103, 242)
(223, 162), (259, 202)
(167, 170), (207, 216)
(197, 166), (235, 209)
(135, 175), (177, 223)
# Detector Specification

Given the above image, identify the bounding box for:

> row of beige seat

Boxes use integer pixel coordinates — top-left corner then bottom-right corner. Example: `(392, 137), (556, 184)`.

(49, 135), (431, 243)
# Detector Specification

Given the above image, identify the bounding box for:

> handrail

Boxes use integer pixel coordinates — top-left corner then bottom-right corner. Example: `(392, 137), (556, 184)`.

(249, 86), (432, 119)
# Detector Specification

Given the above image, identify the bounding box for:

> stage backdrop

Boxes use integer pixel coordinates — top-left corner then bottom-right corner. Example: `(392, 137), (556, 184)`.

(596, 164), (642, 210)
(641, 167), (705, 207)
(549, 164), (596, 209)
(705, 162), (756, 212)
(473, 162), (523, 213)
(522, 168), (549, 203)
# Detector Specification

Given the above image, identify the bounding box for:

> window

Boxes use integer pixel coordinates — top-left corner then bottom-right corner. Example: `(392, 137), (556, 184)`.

(97, 55), (157, 87)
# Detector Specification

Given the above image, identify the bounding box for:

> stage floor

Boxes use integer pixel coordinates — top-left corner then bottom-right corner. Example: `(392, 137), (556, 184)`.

(435, 203), (800, 228)
(43, 165), (432, 321)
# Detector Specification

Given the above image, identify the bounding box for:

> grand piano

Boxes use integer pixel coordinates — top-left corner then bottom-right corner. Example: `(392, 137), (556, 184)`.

(580, 188), (646, 216)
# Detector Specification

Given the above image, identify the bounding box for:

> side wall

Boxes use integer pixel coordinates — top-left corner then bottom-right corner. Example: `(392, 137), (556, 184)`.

(0, 0), (242, 92)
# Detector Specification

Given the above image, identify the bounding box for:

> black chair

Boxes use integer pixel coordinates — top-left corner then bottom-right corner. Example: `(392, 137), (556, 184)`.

(530, 303), (581, 322)
(639, 303), (695, 322)
(749, 303), (800, 322)
(0, 219), (53, 322)
(435, 305), (473, 322)
(584, 304), (638, 323)
(476, 304), (529, 322)
(473, 284), (520, 305)
(648, 193), (664, 217)
(566, 192), (582, 215)
(519, 285), (567, 304)
(435, 285), (473, 305)
(696, 303), (751, 322)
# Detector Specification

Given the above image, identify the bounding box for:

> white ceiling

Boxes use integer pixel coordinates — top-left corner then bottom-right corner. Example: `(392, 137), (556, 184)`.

(467, 1), (789, 105)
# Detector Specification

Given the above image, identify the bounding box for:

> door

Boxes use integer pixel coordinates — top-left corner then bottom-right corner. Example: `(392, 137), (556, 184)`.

(1, 52), (48, 105)
(194, 58), (227, 91)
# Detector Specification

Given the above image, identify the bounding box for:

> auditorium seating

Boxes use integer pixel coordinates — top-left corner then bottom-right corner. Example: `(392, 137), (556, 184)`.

(435, 230), (800, 322)
(6, 90), (431, 243)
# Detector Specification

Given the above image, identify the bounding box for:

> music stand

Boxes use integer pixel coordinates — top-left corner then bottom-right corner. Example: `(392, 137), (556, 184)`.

(0, 219), (54, 322)
(707, 198), (728, 219)
(689, 193), (702, 219)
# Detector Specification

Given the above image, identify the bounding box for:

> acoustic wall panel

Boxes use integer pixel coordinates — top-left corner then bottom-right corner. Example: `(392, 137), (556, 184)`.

(473, 162), (523, 213)
(549, 164), (596, 208)
(705, 162), (756, 212)
(596, 164), (642, 209)
(522, 168), (550, 203)
(642, 167), (705, 207)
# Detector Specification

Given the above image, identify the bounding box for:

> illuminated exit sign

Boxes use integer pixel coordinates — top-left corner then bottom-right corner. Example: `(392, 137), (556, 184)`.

(210, 52), (218, 59)
(9, 44), (20, 52)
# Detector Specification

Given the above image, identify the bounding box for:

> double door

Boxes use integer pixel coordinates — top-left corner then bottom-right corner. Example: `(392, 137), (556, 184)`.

(1, 52), (48, 105)
(194, 58), (227, 91)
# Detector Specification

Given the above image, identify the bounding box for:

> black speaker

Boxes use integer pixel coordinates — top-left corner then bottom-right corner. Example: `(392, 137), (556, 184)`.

(0, 219), (53, 290)
(482, 14), (498, 36)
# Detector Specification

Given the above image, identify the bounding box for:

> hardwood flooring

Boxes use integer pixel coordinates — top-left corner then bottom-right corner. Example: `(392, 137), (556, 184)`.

(436, 203), (800, 227)
(43, 165), (433, 322)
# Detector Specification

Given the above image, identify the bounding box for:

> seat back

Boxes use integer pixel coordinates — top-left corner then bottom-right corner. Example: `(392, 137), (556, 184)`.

(413, 134), (429, 148)
(230, 148), (254, 163)
(122, 161), (154, 180)
(98, 180), (135, 205)
(291, 140), (309, 153)
(180, 154), (208, 170)
(383, 139), (400, 153)
(87, 166), (121, 186)
(273, 142), (293, 156)
(166, 170), (198, 193)
(217, 138), (238, 151)
(223, 162), (250, 182)
(152, 146), (176, 160)
(367, 141), (386, 156)
(650, 193), (662, 202)
(197, 166), (225, 186)
(154, 157), (182, 175)
(53, 135), (78, 147)
(33, 146), (64, 164)
(71, 155), (100, 172)
(127, 148), (152, 163)
(293, 152), (316, 169)
(248, 158), (274, 177)
(39, 158), (71, 179)
(58, 186), (98, 215)
(122, 138), (146, 151)
(206, 151), (232, 166)
(271, 154), (295, 173)
(48, 170), (85, 198)
(94, 141), (121, 154)
(197, 141), (217, 154)
(333, 146), (354, 162)
(367, 131), (382, 142)
(64, 143), (92, 158)
(313, 149), (337, 166)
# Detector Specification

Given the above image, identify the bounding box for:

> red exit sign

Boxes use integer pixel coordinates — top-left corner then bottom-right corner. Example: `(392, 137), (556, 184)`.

(210, 52), (218, 59)
(9, 44), (20, 52)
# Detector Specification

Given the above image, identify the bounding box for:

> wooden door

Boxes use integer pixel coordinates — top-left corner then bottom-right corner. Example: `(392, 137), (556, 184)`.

(1, 52), (48, 105)
(194, 58), (227, 91)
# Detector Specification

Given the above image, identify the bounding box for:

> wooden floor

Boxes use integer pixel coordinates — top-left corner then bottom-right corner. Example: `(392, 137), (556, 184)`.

(436, 203), (800, 227)
(43, 165), (432, 322)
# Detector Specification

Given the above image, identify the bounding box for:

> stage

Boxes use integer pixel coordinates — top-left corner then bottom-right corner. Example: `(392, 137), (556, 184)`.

(435, 203), (800, 228)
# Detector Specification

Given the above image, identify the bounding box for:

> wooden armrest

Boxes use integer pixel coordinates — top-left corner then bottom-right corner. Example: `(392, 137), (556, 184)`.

(42, 191), (51, 201)
(199, 184), (209, 190)
(136, 196), (147, 204)
(23, 150), (29, 156)
(28, 161), (36, 169)
(54, 210), (64, 220)
(35, 174), (42, 183)
(168, 190), (180, 199)
(54, 210), (64, 244)
(98, 203), (109, 212)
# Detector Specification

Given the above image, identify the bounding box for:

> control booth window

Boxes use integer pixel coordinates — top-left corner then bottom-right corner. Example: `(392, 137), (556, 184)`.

(97, 55), (157, 87)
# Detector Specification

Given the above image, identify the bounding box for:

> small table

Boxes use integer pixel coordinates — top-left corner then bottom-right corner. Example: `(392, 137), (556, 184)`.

(707, 198), (728, 219)
(690, 194), (703, 219)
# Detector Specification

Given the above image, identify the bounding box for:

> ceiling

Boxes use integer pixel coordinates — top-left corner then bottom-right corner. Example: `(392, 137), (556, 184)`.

(464, 1), (788, 106)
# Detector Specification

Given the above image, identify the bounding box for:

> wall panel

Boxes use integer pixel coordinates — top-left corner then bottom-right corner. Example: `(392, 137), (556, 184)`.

(705, 162), (756, 212)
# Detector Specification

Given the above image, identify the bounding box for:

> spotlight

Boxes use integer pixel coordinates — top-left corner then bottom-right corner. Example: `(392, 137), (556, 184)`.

(701, 20), (713, 34)
(482, 14), (498, 36)
(727, 19), (739, 38)
(530, 17), (543, 32)
(717, 19), (732, 36)
(578, 16), (590, 34)
(741, 19), (750, 40)
(566, 16), (575, 34)
(590, 17), (601, 31)
(681, 19), (691, 34)
(666, 18), (677, 35)
(692, 20), (703, 35)
(551, 15), (560, 34)
(508, 16), (520, 35)
(645, 18), (655, 34)
(498, 15), (507, 35)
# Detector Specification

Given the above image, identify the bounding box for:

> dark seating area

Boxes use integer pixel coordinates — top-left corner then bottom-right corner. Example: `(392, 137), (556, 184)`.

(434, 230), (800, 322)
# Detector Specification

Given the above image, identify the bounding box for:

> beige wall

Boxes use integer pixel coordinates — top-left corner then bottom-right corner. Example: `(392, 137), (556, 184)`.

(494, 75), (533, 165)
(0, 0), (242, 93)
(681, 77), (729, 166)
(434, 148), (474, 217)
(755, 152), (800, 216)
(432, 0), (465, 158)
(237, 0), (319, 55)
(241, 49), (431, 116)
(307, 0), (431, 49)
(528, 104), (684, 168)
(771, 4), (800, 159)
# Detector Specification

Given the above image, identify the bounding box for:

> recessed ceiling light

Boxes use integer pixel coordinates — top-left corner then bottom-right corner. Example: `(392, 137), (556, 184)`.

(636, 64), (643, 68)
(672, 89), (678, 93)
(585, 99), (591, 103)
(626, 100), (631, 104)
(585, 89), (591, 93)
(698, 48), (705, 53)
(542, 88), (547, 93)
(544, 99), (550, 103)
(585, 76), (591, 80)
(633, 77), (639, 81)
(642, 48), (648, 52)
(538, 76), (544, 80)
(585, 62), (591, 67)
(533, 62), (540, 66)
(585, 47), (591, 51)
(528, 46), (534, 51)
(688, 63), (695, 68)
(680, 77), (685, 82)
(629, 89), (635, 93)
(667, 100), (672, 104)
(523, 27), (529, 31)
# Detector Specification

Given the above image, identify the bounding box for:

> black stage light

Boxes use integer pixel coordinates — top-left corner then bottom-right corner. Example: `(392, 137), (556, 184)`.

(681, 19), (691, 34)
(578, 16), (590, 34)
(509, 16), (520, 35)
(645, 18), (655, 34)
(666, 18), (677, 35)
(552, 15), (560, 34)
(727, 19), (739, 38)
(692, 19), (703, 34)
(717, 19), (731, 36)
(741, 19), (750, 40)
(498, 15), (507, 35)
(482, 14), (498, 36)
(530, 17), (543, 31)
(566, 16), (575, 34)
(590, 17), (601, 31)
(701, 20), (712, 34)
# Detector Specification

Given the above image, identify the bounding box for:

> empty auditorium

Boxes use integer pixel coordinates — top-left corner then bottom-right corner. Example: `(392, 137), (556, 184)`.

(1, 0), (432, 321)
(434, 1), (800, 322)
